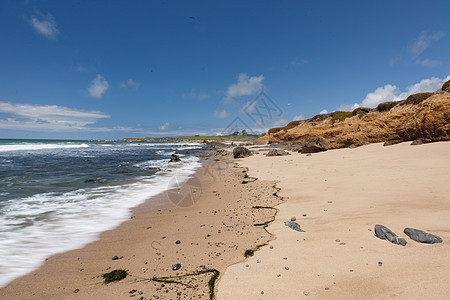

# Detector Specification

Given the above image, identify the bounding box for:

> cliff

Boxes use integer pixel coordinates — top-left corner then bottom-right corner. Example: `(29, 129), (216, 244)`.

(258, 81), (450, 153)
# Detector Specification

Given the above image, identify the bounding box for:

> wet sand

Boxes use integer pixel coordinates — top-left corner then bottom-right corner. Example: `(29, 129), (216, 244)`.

(0, 153), (281, 299)
(218, 142), (450, 299)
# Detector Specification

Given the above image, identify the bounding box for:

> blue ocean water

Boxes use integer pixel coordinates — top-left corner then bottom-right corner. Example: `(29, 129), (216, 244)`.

(0, 139), (202, 287)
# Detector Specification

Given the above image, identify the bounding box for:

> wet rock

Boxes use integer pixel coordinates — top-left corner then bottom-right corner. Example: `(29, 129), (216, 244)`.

(169, 154), (181, 163)
(404, 228), (443, 244)
(284, 221), (305, 232)
(175, 240), (181, 244)
(233, 146), (252, 158)
(172, 263), (181, 271)
(374, 224), (407, 246)
(112, 256), (120, 260)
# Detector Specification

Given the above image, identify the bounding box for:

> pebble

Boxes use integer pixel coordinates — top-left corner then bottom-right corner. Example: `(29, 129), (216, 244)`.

(245, 264), (249, 267)
(175, 240), (181, 244)
(112, 256), (121, 260)
(74, 289), (79, 293)
(350, 269), (353, 272)
(302, 214), (307, 217)
(277, 274), (281, 277)
(325, 287), (330, 290)
(378, 261), (382, 266)
(261, 291), (264, 295)
(283, 257), (287, 260)
(256, 259), (261, 263)
(335, 239), (340, 242)
(172, 263), (181, 271)
(324, 209), (327, 211)
(270, 245), (274, 249)
(285, 266), (289, 270)
(290, 216), (296, 221)
(304, 291), (309, 295)
(328, 201), (333, 203)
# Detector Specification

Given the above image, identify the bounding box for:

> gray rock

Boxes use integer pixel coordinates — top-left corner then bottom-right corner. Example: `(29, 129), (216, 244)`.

(233, 146), (252, 158)
(284, 221), (305, 232)
(172, 263), (181, 271)
(404, 228), (443, 244)
(266, 149), (291, 156)
(374, 224), (407, 246)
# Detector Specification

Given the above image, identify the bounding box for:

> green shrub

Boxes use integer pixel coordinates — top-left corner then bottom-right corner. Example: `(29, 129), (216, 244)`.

(331, 111), (353, 124)
(405, 92), (433, 105)
(442, 79), (450, 90)
(376, 101), (398, 112)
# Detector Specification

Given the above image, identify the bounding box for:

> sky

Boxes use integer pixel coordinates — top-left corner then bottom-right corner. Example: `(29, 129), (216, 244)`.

(0, 0), (449, 140)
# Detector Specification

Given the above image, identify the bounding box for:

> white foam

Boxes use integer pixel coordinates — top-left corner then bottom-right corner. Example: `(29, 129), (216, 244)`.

(0, 157), (202, 287)
(0, 143), (90, 152)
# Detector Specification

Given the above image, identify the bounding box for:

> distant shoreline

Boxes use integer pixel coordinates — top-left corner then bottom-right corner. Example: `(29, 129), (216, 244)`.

(120, 135), (261, 143)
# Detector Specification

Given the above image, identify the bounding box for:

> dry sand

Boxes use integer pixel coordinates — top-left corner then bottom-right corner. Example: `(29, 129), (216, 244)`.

(218, 142), (450, 299)
(0, 154), (281, 299)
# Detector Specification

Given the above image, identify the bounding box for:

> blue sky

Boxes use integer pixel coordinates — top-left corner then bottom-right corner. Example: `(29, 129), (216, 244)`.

(0, 0), (449, 139)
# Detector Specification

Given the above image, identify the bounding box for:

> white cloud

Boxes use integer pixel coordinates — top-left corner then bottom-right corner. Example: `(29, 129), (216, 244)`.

(292, 114), (305, 120)
(319, 109), (328, 114)
(120, 78), (140, 90)
(337, 103), (360, 112)
(88, 75), (109, 98)
(410, 32), (445, 57)
(415, 58), (441, 67)
(183, 88), (209, 101)
(225, 73), (264, 101)
(213, 109), (229, 119)
(159, 122), (169, 130)
(0, 101), (110, 131)
(360, 84), (400, 107)
(29, 12), (59, 40)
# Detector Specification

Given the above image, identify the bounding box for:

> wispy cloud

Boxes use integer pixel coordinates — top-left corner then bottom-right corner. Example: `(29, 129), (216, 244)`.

(159, 122), (169, 130)
(410, 31), (445, 57)
(292, 114), (305, 121)
(29, 12), (59, 40)
(0, 101), (110, 131)
(333, 75), (450, 111)
(183, 88), (209, 101)
(290, 58), (308, 67)
(213, 109), (229, 119)
(415, 58), (441, 67)
(224, 73), (264, 103)
(88, 75), (109, 98)
(120, 78), (140, 90)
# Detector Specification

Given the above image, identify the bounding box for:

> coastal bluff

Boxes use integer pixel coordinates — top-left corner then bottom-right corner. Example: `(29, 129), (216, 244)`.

(258, 81), (450, 152)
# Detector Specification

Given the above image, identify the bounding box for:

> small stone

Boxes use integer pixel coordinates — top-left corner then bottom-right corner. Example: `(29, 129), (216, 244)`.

(290, 216), (296, 221)
(112, 256), (119, 260)
(285, 266), (289, 270)
(261, 291), (264, 295)
(172, 263), (181, 271)
(370, 206), (374, 208)
(277, 274), (281, 277)
(325, 288), (330, 291)
(129, 289), (137, 294)
(245, 264), (249, 267)
(304, 291), (309, 295)
(302, 214), (307, 217)
(74, 289), (80, 293)
(140, 297), (146, 300)
(283, 257), (287, 260)
(378, 261), (382, 266)
(328, 201), (333, 203)
(324, 209), (327, 211)
(256, 259), (261, 263)
(336, 239), (340, 242)
(175, 240), (181, 244)
(270, 245), (274, 249)
(350, 269), (353, 272)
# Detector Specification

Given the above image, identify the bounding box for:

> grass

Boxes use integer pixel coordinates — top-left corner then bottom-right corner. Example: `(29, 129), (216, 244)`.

(103, 269), (128, 284)
(331, 111), (353, 124)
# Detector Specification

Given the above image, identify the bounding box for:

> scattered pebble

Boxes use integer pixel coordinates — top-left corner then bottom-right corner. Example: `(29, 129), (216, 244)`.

(328, 201), (333, 203)
(302, 214), (307, 217)
(283, 257), (287, 260)
(277, 274), (281, 277)
(261, 291), (264, 295)
(350, 269), (353, 272)
(335, 239), (340, 242)
(256, 259), (261, 263)
(74, 289), (79, 293)
(172, 263), (181, 271)
(324, 209), (327, 211)
(378, 261), (382, 266)
(245, 264), (249, 267)
(175, 240), (181, 244)
(290, 216), (296, 221)
(285, 266), (290, 270)
(304, 291), (309, 295)
(270, 245), (274, 249)
(325, 287), (330, 290)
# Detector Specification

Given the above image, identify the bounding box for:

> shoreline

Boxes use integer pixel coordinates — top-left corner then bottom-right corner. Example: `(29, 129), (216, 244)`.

(0, 152), (281, 299)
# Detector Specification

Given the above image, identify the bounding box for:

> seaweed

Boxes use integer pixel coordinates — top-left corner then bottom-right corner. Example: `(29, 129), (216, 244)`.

(103, 269), (128, 284)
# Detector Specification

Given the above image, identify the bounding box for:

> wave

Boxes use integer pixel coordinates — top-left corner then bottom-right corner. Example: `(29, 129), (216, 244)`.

(0, 143), (90, 152)
(0, 157), (201, 287)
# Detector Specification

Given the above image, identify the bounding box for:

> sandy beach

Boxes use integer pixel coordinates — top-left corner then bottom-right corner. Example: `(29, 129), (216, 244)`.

(218, 142), (450, 299)
(0, 153), (281, 299)
(1, 141), (449, 299)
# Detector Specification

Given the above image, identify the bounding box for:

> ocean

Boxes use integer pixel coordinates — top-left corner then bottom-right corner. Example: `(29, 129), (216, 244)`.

(0, 139), (203, 287)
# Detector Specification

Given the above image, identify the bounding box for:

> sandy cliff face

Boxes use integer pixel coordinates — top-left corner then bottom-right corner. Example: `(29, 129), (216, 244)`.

(258, 91), (450, 152)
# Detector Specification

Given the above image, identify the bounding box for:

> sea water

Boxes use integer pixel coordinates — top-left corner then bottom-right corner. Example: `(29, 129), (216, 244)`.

(0, 139), (203, 287)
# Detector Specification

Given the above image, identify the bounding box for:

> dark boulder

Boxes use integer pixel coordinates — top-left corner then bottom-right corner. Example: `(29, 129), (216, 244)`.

(301, 136), (329, 153)
(266, 149), (291, 156)
(404, 228), (443, 244)
(374, 224), (407, 246)
(169, 154), (182, 162)
(233, 146), (252, 158)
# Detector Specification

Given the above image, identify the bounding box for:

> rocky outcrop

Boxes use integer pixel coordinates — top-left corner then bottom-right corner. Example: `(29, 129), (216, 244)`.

(266, 149), (291, 156)
(258, 90), (450, 150)
(233, 146), (252, 158)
